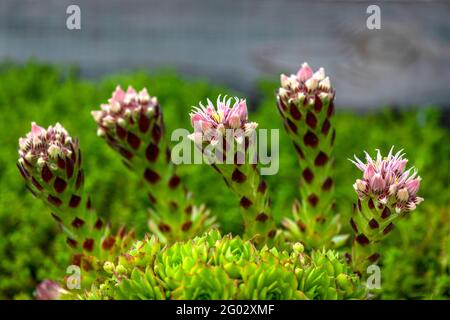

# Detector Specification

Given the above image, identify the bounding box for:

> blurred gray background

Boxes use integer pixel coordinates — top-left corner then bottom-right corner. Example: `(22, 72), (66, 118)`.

(1, 0), (450, 108)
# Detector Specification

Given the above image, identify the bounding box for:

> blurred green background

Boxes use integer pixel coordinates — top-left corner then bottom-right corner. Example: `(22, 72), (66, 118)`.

(0, 61), (448, 299)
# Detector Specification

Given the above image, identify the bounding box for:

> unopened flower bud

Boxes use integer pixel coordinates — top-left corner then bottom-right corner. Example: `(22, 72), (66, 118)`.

(115, 264), (127, 275)
(312, 67), (325, 81)
(293, 242), (304, 253)
(305, 78), (318, 91)
(355, 179), (367, 192)
(103, 261), (115, 274)
(396, 187), (409, 202)
(297, 62), (313, 82)
(319, 77), (331, 91)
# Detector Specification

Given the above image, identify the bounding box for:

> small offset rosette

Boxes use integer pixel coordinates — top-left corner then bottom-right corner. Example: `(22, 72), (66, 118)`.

(349, 147), (424, 274)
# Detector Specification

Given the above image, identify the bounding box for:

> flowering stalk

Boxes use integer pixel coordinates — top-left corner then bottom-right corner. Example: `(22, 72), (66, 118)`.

(188, 96), (279, 248)
(276, 63), (341, 249)
(92, 86), (215, 243)
(349, 147), (424, 276)
(17, 123), (132, 281)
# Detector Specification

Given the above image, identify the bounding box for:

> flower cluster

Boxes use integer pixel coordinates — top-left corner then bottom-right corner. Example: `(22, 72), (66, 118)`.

(350, 147), (423, 214)
(188, 95), (258, 149)
(18, 122), (83, 211)
(81, 230), (366, 300)
(278, 62), (334, 108)
(91, 86), (161, 165)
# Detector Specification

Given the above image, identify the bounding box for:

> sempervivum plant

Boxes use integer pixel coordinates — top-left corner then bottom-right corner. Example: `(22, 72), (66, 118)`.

(17, 123), (134, 286)
(92, 86), (215, 243)
(277, 63), (341, 249)
(16, 63), (428, 300)
(81, 230), (365, 300)
(172, 265), (237, 299)
(349, 147), (424, 275)
(188, 96), (280, 248)
(154, 240), (208, 290)
(295, 250), (366, 299)
(238, 262), (306, 299)
(209, 234), (258, 278)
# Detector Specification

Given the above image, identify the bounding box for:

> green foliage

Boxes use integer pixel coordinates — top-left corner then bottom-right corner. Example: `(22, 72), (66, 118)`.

(0, 62), (449, 299)
(82, 230), (364, 300)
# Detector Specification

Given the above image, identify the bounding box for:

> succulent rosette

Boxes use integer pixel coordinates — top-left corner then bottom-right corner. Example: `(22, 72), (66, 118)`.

(295, 250), (366, 299)
(86, 265), (165, 300)
(172, 265), (237, 300)
(92, 86), (216, 243)
(117, 236), (162, 271)
(17, 122), (131, 284)
(238, 263), (306, 300)
(154, 241), (208, 290)
(112, 266), (165, 300)
(78, 230), (368, 300)
(189, 96), (279, 248)
(349, 147), (424, 274)
(209, 234), (257, 278)
(276, 63), (341, 249)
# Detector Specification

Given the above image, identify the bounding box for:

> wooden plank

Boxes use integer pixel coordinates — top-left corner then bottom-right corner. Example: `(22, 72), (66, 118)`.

(0, 0), (449, 108)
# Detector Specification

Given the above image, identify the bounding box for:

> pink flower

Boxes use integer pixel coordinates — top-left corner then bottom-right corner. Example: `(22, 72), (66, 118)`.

(350, 147), (424, 213)
(18, 122), (77, 175)
(188, 96), (257, 146)
(35, 280), (67, 300)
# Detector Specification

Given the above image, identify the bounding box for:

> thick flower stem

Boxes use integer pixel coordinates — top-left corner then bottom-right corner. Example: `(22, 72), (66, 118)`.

(276, 63), (340, 249)
(350, 198), (398, 276)
(142, 148), (214, 243)
(213, 162), (277, 247)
